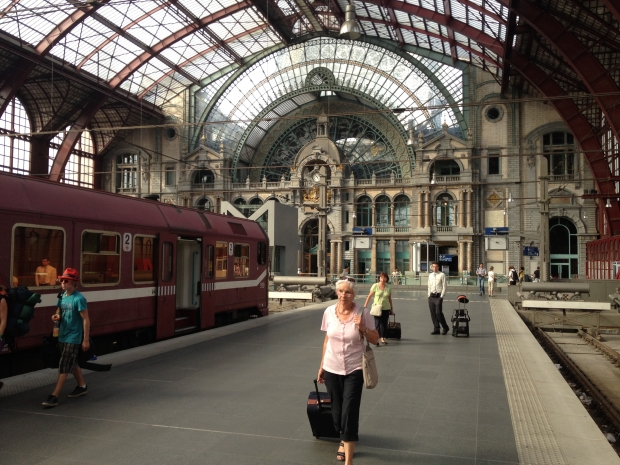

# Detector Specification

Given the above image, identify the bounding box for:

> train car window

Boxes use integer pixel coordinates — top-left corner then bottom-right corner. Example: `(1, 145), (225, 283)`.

(161, 242), (173, 281)
(234, 244), (250, 278)
(12, 225), (65, 288)
(258, 242), (267, 266)
(215, 241), (227, 279)
(81, 231), (120, 285)
(205, 245), (214, 279)
(133, 235), (157, 283)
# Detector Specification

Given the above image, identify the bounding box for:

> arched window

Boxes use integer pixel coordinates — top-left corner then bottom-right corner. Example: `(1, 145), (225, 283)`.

(0, 96), (31, 175)
(234, 198), (250, 217)
(431, 160), (460, 182)
(197, 198), (211, 211)
(194, 169), (214, 184)
(544, 132), (575, 179)
(394, 195), (410, 227)
(356, 195), (372, 227)
(248, 197), (264, 215)
(375, 195), (391, 227)
(550, 217), (578, 278)
(113, 153), (139, 193)
(436, 193), (455, 226)
(49, 126), (95, 188)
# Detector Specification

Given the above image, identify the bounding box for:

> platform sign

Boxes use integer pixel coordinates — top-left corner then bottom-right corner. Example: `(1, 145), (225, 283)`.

(523, 246), (539, 257)
(439, 254), (452, 262)
(229, 242), (234, 255)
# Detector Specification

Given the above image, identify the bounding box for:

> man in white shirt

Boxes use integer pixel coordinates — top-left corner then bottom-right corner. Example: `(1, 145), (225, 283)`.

(427, 262), (448, 335)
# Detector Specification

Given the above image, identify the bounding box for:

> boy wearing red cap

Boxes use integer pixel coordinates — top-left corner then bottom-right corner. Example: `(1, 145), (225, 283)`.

(42, 268), (90, 407)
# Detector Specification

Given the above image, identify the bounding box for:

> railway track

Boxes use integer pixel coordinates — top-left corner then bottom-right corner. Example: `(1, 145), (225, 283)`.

(537, 328), (620, 432)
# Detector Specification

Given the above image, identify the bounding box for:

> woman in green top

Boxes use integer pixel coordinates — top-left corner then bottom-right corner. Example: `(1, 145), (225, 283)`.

(363, 272), (394, 346)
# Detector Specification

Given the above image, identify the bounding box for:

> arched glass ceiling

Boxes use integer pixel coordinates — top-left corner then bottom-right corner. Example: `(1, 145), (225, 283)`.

(198, 37), (463, 160)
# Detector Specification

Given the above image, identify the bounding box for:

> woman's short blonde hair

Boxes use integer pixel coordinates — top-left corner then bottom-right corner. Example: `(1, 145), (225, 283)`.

(336, 277), (357, 296)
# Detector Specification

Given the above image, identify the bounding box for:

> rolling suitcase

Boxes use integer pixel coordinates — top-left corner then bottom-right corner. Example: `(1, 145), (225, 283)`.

(385, 313), (401, 340)
(307, 379), (339, 439)
(451, 295), (470, 337)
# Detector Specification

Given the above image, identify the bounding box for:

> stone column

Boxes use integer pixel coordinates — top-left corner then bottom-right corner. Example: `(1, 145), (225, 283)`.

(391, 201), (395, 228)
(418, 192), (425, 228)
(337, 240), (343, 274)
(330, 240), (336, 276)
(390, 238), (396, 273)
(458, 241), (465, 274)
(466, 190), (472, 228)
(428, 193), (433, 227)
(371, 205), (376, 227)
(459, 191), (465, 227)
(371, 238), (377, 276)
(466, 241), (473, 274)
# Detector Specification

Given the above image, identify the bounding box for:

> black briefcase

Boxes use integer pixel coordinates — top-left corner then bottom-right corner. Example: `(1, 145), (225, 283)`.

(307, 379), (339, 439)
(385, 313), (401, 340)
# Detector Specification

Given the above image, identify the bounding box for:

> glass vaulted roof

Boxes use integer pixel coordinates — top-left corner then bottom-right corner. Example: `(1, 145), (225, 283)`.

(197, 37), (463, 164)
(0, 0), (510, 107)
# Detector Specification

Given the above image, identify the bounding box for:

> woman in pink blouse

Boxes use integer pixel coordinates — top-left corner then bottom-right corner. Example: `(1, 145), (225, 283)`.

(318, 278), (379, 464)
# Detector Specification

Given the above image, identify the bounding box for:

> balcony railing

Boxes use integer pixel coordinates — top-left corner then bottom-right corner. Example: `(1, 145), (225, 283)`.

(434, 175), (460, 183)
(435, 226), (453, 232)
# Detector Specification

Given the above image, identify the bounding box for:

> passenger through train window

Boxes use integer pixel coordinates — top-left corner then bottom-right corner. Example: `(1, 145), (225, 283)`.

(161, 242), (173, 281)
(258, 242), (267, 266)
(215, 241), (228, 279)
(81, 231), (120, 285)
(12, 225), (65, 288)
(133, 235), (157, 283)
(205, 245), (214, 279)
(234, 244), (249, 278)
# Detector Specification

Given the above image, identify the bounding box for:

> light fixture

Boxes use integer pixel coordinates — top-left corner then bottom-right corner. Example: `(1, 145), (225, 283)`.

(503, 208), (508, 216)
(583, 212), (588, 219)
(339, 3), (362, 40)
(430, 173), (436, 184)
(407, 120), (415, 146)
(606, 198), (612, 208)
(508, 192), (514, 203)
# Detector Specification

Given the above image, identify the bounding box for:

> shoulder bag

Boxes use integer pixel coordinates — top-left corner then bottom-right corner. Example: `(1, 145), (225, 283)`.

(358, 308), (378, 389)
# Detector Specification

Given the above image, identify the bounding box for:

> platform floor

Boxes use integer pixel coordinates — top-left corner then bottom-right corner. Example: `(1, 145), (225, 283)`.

(0, 291), (617, 465)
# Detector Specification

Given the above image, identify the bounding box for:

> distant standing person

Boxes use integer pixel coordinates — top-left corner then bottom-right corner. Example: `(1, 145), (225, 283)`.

(476, 263), (487, 296)
(508, 266), (518, 285)
(519, 267), (525, 284)
(533, 267), (540, 282)
(391, 269), (401, 285)
(487, 267), (496, 297)
(428, 262), (448, 335)
(363, 271), (394, 346)
(35, 258), (57, 286)
(42, 268), (90, 408)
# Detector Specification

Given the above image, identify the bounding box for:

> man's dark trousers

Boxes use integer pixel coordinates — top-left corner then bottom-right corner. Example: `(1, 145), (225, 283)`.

(428, 295), (448, 331)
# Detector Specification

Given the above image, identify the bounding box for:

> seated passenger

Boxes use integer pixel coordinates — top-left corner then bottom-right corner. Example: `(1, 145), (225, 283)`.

(35, 258), (58, 286)
(0, 286), (9, 353)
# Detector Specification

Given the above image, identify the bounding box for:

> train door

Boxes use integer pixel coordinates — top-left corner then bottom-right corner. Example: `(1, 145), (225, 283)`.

(156, 234), (176, 340)
(175, 238), (201, 332)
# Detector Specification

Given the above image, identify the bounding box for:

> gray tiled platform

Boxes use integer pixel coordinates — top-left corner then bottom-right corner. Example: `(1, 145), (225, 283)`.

(0, 290), (608, 464)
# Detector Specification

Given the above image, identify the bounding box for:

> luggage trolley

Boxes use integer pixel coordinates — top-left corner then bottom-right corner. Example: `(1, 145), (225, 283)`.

(451, 295), (471, 337)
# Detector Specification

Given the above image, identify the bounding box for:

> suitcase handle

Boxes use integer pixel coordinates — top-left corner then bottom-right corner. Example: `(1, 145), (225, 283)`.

(314, 379), (325, 412)
(391, 312), (396, 323)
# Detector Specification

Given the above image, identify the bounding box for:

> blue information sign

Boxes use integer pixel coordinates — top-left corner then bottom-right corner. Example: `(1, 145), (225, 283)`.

(523, 246), (539, 257)
(439, 254), (453, 262)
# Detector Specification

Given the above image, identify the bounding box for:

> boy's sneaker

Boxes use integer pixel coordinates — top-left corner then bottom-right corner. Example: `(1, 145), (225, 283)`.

(42, 395), (58, 407)
(67, 385), (88, 398)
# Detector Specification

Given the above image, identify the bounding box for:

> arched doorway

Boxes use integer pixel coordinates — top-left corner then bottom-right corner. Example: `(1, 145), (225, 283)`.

(436, 193), (455, 226)
(550, 217), (578, 279)
(302, 220), (318, 274)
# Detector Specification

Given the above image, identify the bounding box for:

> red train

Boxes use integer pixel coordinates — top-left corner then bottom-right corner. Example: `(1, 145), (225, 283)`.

(0, 172), (269, 350)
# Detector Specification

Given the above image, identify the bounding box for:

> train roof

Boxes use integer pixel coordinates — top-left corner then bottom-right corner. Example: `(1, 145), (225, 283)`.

(0, 172), (266, 239)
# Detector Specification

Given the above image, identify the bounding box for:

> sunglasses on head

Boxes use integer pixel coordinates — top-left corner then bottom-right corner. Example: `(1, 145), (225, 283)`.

(60, 279), (72, 283)
(338, 276), (355, 283)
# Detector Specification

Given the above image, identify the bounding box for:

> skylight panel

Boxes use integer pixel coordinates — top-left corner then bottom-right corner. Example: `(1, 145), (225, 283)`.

(0, 0), (71, 46)
(209, 8), (263, 41)
(51, 17), (113, 68)
(82, 35), (140, 82)
(127, 8), (188, 49)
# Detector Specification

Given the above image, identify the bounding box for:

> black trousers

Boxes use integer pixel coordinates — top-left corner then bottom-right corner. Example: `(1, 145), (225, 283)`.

(428, 296), (448, 331)
(323, 369), (364, 442)
(374, 309), (390, 338)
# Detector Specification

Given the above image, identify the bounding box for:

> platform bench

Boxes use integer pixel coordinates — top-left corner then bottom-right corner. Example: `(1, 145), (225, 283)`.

(269, 291), (314, 303)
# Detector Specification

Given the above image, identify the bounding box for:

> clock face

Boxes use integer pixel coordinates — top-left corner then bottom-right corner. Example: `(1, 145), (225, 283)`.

(312, 172), (321, 182)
